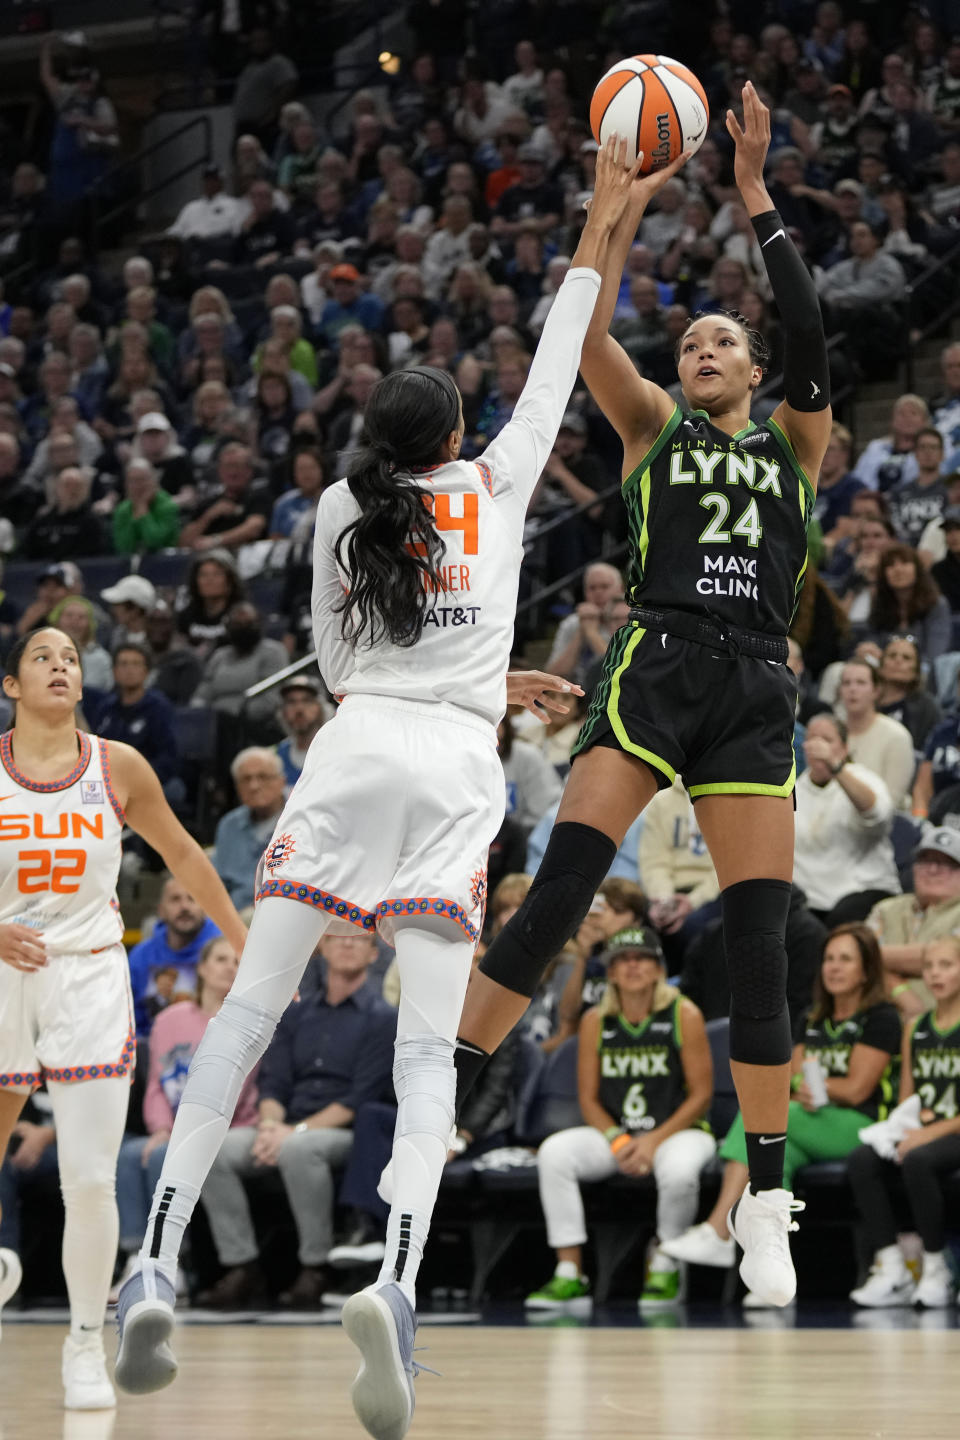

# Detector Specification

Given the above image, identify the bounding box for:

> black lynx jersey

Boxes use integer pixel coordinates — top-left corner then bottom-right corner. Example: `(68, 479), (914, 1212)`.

(910, 1011), (960, 1123)
(597, 997), (709, 1134)
(799, 1004), (901, 1122)
(622, 405), (815, 637)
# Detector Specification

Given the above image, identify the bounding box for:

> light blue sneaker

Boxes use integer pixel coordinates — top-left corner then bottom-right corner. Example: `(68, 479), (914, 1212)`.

(115, 1259), (178, 1394)
(342, 1284), (427, 1440)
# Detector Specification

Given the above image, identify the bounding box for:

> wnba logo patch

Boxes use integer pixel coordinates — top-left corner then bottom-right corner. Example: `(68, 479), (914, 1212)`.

(80, 781), (104, 805)
(264, 833), (296, 871)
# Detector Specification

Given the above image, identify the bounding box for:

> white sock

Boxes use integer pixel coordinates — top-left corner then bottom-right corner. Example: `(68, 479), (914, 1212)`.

(48, 1076), (128, 1340)
(141, 1174), (202, 1285)
(555, 1260), (579, 1281)
(376, 1032), (455, 1307)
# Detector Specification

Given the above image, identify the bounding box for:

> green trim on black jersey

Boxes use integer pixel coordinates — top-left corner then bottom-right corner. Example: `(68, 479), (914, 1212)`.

(607, 627), (677, 783)
(765, 416), (817, 512)
(687, 757), (797, 799)
(928, 1011), (960, 1040)
(622, 405), (683, 494)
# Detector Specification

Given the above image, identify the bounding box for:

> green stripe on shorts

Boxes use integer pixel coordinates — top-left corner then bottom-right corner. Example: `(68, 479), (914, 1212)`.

(688, 758), (797, 799)
(606, 627), (676, 783)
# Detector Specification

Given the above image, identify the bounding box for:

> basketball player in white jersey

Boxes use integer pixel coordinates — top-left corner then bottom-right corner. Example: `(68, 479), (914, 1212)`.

(0, 627), (247, 1410)
(116, 137), (690, 1440)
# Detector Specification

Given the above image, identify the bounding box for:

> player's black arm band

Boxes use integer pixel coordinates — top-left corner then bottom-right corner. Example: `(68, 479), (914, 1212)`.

(751, 208), (830, 413)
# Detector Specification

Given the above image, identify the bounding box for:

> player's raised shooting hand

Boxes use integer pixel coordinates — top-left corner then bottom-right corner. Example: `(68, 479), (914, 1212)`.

(726, 81), (771, 195)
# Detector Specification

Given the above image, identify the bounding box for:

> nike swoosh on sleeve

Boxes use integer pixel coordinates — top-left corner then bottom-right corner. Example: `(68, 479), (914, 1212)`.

(761, 228), (786, 247)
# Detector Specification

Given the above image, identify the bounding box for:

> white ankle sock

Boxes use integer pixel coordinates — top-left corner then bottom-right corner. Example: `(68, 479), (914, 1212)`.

(555, 1260), (579, 1281)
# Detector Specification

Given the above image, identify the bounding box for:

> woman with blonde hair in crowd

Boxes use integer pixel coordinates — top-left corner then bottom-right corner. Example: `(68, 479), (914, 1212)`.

(446, 262), (494, 350)
(48, 595), (113, 691)
(178, 288), (245, 368)
(526, 926), (714, 1311)
(665, 925), (900, 1305)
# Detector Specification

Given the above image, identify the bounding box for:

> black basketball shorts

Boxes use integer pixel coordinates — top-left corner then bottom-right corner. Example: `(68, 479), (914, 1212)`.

(571, 621), (799, 797)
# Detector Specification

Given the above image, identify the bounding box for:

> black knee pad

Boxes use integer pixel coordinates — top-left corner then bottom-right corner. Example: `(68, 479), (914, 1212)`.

(722, 877), (792, 1066)
(478, 821), (617, 998)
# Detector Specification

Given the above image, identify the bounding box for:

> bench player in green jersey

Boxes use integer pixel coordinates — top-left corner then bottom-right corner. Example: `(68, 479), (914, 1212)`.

(452, 84), (833, 1309)
(848, 936), (960, 1309)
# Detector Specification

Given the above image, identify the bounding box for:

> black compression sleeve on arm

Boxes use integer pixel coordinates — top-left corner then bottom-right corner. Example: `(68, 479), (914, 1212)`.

(751, 207), (830, 413)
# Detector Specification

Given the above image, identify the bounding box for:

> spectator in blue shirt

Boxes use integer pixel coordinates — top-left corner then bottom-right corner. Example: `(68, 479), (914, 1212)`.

(319, 263), (384, 346)
(213, 746), (287, 908)
(275, 673), (329, 787)
(195, 931), (396, 1309)
(127, 876), (221, 1037)
(96, 643), (182, 804)
(268, 445), (326, 539)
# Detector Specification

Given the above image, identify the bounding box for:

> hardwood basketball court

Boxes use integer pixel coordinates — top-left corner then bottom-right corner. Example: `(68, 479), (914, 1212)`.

(0, 1314), (955, 1439)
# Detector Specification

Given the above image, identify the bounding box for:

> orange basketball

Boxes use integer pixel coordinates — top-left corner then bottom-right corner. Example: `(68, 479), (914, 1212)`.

(590, 54), (709, 171)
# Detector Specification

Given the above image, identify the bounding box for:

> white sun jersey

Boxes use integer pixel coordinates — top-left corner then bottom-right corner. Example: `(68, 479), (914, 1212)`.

(311, 267), (601, 729)
(0, 731), (125, 954)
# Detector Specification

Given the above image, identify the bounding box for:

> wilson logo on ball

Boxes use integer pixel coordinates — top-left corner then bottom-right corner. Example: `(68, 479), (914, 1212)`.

(590, 54), (709, 171)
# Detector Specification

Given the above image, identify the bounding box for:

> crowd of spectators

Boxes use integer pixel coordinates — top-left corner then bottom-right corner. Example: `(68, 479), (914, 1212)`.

(2, 4), (960, 1312)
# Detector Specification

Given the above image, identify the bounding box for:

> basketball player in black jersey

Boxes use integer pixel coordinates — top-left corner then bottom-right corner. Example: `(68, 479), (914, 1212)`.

(453, 83), (832, 1308)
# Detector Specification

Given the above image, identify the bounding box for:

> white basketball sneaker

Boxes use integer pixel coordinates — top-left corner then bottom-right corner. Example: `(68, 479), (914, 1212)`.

(850, 1244), (917, 1308)
(62, 1333), (116, 1410)
(913, 1251), (954, 1309)
(728, 1187), (804, 1307)
(660, 1222), (736, 1269)
(0, 1248), (22, 1340)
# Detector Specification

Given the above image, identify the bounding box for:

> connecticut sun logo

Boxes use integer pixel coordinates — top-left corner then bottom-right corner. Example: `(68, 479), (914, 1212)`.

(264, 833), (296, 871)
(470, 868), (487, 920)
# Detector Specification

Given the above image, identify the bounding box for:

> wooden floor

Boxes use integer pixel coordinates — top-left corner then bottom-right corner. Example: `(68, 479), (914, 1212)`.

(0, 1322), (954, 1440)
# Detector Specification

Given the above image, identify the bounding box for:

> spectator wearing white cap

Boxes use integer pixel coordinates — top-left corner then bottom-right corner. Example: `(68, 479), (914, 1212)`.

(101, 574), (158, 649)
(275, 674), (330, 787)
(132, 412), (195, 509)
(868, 827), (960, 1016)
(112, 458), (181, 555)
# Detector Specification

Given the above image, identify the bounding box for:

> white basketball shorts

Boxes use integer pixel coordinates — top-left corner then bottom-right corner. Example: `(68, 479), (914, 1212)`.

(0, 942), (135, 1092)
(256, 694), (505, 944)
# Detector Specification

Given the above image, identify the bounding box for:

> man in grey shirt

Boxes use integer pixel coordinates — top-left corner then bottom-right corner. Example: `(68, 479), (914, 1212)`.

(816, 219), (907, 310)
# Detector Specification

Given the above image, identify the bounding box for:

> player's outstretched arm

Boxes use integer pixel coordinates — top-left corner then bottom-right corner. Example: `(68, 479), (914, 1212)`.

(110, 741), (248, 956)
(727, 81), (831, 485)
(505, 669), (584, 723)
(578, 145), (692, 459)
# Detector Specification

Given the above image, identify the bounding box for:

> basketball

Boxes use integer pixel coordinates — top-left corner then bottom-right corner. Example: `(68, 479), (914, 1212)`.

(589, 55), (709, 171)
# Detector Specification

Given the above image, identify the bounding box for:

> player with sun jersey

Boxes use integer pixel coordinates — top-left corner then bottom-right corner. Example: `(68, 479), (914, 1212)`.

(115, 136), (691, 1440)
